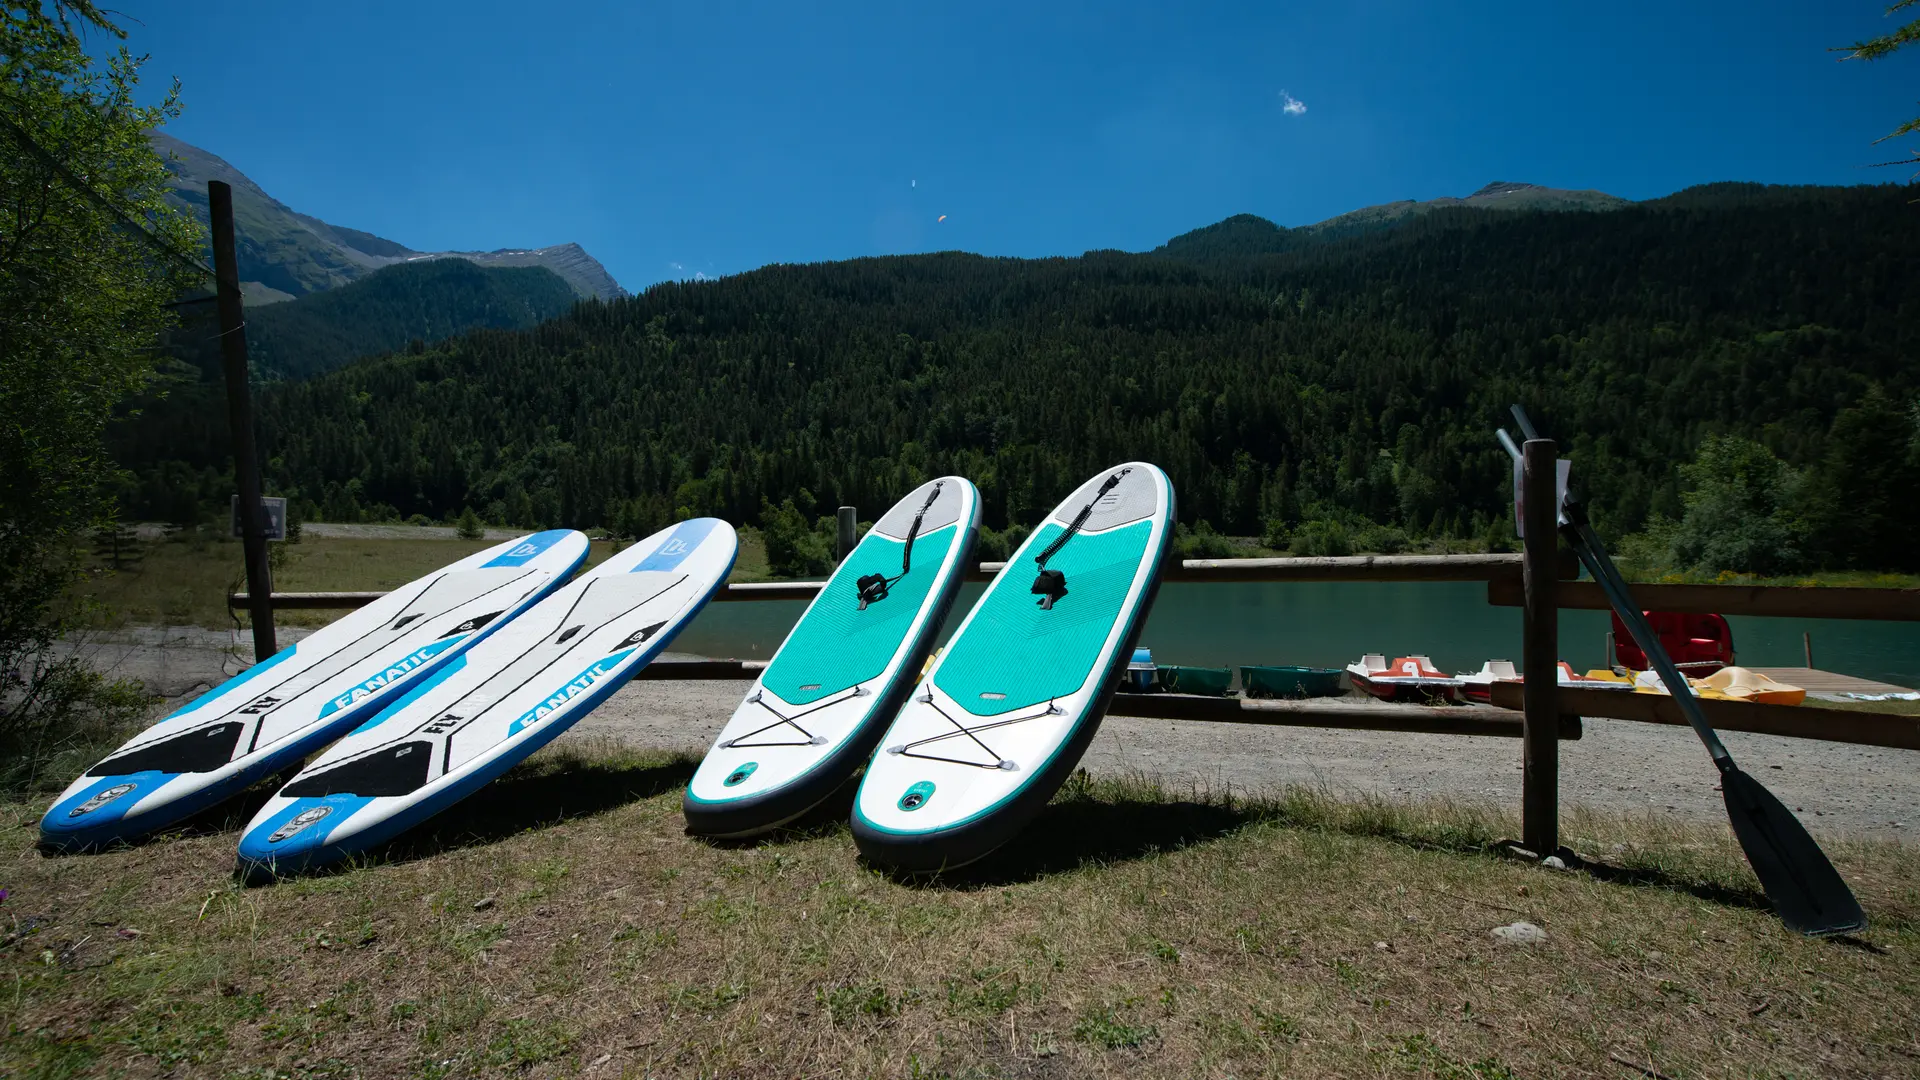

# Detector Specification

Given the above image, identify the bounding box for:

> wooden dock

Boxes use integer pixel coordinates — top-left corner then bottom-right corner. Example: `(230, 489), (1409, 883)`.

(1749, 667), (1914, 697)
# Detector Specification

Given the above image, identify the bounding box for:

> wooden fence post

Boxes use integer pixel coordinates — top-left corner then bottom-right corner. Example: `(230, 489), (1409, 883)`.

(210, 180), (276, 662)
(836, 506), (857, 564)
(1521, 438), (1560, 858)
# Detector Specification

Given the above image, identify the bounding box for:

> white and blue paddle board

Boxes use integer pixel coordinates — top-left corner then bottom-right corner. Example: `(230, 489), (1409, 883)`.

(852, 463), (1174, 872)
(685, 478), (979, 837)
(40, 530), (589, 851)
(237, 518), (736, 877)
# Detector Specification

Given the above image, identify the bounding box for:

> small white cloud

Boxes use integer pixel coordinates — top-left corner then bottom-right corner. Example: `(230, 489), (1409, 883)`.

(693, 271), (711, 281)
(1279, 90), (1307, 116)
(669, 261), (685, 271)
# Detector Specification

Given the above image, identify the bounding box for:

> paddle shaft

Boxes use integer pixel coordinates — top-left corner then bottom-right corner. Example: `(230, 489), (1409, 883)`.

(1566, 517), (1733, 768)
(1496, 421), (1733, 769)
(1503, 406), (1866, 936)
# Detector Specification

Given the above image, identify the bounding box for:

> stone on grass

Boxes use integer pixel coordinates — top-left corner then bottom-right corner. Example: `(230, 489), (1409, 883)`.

(1491, 921), (1548, 944)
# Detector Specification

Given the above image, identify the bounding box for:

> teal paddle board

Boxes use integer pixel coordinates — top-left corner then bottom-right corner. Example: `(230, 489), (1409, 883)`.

(852, 463), (1174, 871)
(685, 478), (979, 837)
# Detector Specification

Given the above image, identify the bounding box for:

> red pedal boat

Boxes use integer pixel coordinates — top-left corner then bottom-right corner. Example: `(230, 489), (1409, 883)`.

(1346, 654), (1462, 703)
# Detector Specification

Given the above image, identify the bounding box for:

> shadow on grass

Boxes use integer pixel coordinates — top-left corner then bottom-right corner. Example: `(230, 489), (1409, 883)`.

(367, 753), (698, 867)
(1554, 852), (1771, 914)
(238, 748), (699, 885)
(890, 773), (1775, 914)
(928, 794), (1253, 889)
(692, 777), (861, 850)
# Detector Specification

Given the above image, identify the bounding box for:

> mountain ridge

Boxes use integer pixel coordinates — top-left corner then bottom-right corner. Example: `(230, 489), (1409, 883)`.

(180, 258), (583, 381)
(150, 132), (625, 303)
(1153, 179), (1872, 262)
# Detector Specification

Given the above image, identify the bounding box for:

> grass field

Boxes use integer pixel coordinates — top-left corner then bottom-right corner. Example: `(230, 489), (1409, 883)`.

(2, 738), (1914, 1079)
(72, 529), (774, 631)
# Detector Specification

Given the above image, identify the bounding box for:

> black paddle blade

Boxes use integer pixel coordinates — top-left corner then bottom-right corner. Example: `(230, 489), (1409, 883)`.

(1721, 766), (1866, 937)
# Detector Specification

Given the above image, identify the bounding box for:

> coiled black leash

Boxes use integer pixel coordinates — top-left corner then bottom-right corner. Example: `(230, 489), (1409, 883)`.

(1030, 468), (1129, 610)
(856, 480), (945, 610)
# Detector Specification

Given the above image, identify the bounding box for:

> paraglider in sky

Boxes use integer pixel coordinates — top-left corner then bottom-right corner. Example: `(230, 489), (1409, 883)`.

(937, 214), (947, 222)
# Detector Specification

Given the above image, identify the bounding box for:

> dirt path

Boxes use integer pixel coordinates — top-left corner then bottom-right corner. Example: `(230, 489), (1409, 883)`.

(63, 631), (1919, 840)
(580, 680), (1918, 841)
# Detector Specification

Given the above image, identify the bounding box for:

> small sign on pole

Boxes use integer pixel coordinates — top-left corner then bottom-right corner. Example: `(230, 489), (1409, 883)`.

(231, 495), (288, 542)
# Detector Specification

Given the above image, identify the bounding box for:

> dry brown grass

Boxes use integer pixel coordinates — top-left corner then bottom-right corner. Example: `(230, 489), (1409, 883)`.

(2, 737), (1915, 1079)
(71, 528), (775, 631)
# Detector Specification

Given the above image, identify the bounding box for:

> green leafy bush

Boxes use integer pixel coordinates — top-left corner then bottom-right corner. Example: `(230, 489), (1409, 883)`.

(761, 498), (832, 577)
(1663, 436), (1808, 575)
(1290, 518), (1353, 557)
(975, 523), (1030, 563)
(1173, 520), (1240, 558)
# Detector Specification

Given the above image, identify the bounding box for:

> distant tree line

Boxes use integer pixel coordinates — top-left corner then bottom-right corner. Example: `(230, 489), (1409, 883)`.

(112, 181), (1920, 574)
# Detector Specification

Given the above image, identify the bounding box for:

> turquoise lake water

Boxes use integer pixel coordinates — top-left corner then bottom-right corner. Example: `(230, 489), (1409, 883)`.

(667, 581), (1920, 689)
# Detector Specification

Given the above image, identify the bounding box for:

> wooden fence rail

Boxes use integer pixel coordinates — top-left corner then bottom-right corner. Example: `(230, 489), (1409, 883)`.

(238, 560), (1915, 622)
(231, 552), (1581, 610)
(1487, 578), (1920, 622)
(1489, 682), (1920, 752)
(630, 659), (1584, 740)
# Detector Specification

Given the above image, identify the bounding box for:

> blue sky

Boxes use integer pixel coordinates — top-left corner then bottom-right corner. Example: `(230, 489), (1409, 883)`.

(106, 1), (1916, 292)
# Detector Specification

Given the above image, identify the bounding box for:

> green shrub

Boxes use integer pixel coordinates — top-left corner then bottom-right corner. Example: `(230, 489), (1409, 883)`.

(1174, 520), (1240, 558)
(1354, 524), (1410, 554)
(2, 655), (155, 791)
(975, 523), (1031, 563)
(761, 498), (832, 577)
(1665, 436), (1807, 575)
(1260, 517), (1291, 551)
(1290, 518), (1353, 557)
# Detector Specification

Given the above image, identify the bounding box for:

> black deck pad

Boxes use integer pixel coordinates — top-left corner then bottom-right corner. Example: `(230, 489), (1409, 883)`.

(281, 741), (434, 798)
(88, 721), (245, 776)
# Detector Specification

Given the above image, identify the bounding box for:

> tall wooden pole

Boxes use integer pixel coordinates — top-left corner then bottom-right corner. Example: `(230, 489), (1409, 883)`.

(1520, 438), (1560, 857)
(209, 180), (276, 661)
(836, 506), (857, 564)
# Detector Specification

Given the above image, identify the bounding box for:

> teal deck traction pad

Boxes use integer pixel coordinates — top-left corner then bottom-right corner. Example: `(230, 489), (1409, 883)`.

(934, 520), (1151, 715)
(759, 524), (958, 706)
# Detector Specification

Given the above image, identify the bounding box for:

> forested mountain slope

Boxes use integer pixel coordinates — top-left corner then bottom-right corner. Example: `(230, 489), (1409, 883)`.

(122, 183), (1920, 561)
(202, 259), (581, 381)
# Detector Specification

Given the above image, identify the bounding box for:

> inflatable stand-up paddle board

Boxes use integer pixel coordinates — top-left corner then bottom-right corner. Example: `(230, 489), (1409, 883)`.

(40, 530), (589, 851)
(685, 478), (980, 837)
(237, 518), (736, 877)
(852, 463), (1174, 872)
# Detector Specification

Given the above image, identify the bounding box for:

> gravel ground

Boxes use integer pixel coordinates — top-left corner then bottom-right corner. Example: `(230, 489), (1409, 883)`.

(576, 679), (1919, 842)
(59, 630), (1920, 841)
